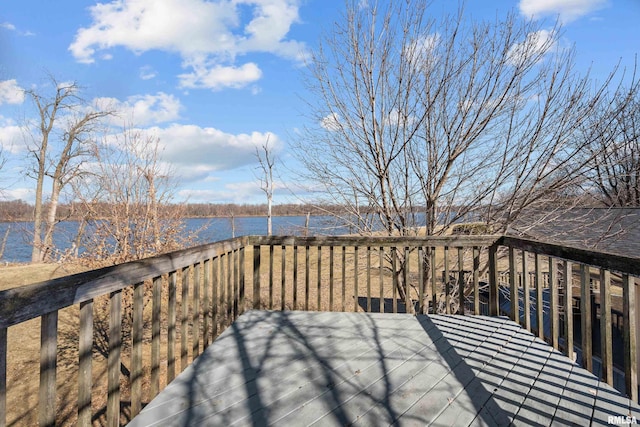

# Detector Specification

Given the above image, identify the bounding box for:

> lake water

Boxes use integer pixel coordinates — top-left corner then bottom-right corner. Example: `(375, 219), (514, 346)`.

(0, 216), (351, 263)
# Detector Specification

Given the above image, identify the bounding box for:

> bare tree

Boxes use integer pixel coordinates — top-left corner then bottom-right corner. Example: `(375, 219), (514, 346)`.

(576, 79), (640, 207)
(255, 135), (276, 236)
(25, 77), (110, 262)
(296, 0), (629, 312)
(74, 127), (193, 265)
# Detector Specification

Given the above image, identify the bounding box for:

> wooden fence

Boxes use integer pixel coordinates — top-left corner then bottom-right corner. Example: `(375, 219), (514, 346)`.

(0, 234), (638, 425)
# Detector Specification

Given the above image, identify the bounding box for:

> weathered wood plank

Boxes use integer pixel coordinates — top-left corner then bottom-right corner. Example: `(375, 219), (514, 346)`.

(418, 247), (425, 314)
(458, 247), (464, 315)
(202, 260), (210, 347)
(269, 245), (274, 310)
(522, 251), (530, 331)
(392, 247), (398, 314)
(239, 247), (245, 315)
(305, 245), (310, 311)
(0, 327), (5, 427)
(379, 247), (384, 313)
(253, 246), (260, 309)
(431, 247), (437, 314)
(131, 283), (143, 418)
(78, 299), (94, 425)
(193, 262), (201, 359)
(329, 246), (335, 312)
(107, 290), (122, 427)
(233, 249), (239, 319)
(342, 246), (347, 312)
(247, 235), (501, 248)
(212, 257), (219, 337)
(293, 246), (298, 310)
(181, 266), (190, 371)
(405, 247), (411, 314)
(38, 312), (57, 425)
(509, 247), (518, 323)
(281, 246), (287, 311)
(366, 247), (371, 312)
(473, 247), (479, 315)
(535, 254), (543, 339)
(488, 244), (499, 317)
(227, 250), (232, 321)
(600, 269), (613, 386)
(444, 246), (450, 315)
(317, 246), (322, 311)
(354, 246), (359, 312)
(563, 261), (574, 361)
(581, 264), (593, 372)
(550, 256), (558, 350)
(151, 276), (161, 398)
(623, 274), (638, 402)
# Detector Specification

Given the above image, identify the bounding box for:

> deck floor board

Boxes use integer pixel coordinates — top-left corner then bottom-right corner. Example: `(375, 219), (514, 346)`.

(128, 310), (640, 427)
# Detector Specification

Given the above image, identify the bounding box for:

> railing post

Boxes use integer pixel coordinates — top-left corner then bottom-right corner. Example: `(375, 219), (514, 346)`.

(623, 274), (638, 402)
(78, 299), (94, 424)
(253, 245), (261, 309)
(107, 290), (122, 427)
(131, 282), (144, 418)
(0, 327), (5, 427)
(535, 254), (543, 339)
(522, 251), (530, 331)
(240, 247), (246, 315)
(563, 261), (574, 362)
(580, 264), (593, 372)
(600, 269), (613, 385)
(488, 244), (499, 317)
(473, 247), (480, 315)
(39, 311), (58, 427)
(509, 247), (518, 323)
(549, 257), (558, 350)
(167, 272), (177, 382)
(151, 276), (162, 398)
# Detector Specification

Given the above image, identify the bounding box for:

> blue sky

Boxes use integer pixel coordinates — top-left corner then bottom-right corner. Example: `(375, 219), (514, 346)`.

(0, 0), (638, 205)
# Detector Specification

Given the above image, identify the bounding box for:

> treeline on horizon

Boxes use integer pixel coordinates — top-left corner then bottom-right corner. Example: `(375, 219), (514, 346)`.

(0, 199), (356, 222)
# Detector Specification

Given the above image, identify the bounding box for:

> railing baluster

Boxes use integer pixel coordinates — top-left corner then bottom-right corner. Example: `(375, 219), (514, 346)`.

(253, 246), (260, 309)
(220, 254), (226, 321)
(233, 249), (239, 319)
(269, 245), (274, 310)
(0, 327), (5, 427)
(444, 246), (450, 315)
(227, 250), (232, 321)
(78, 299), (94, 424)
(380, 247), (384, 313)
(293, 245), (298, 310)
(107, 290), (122, 427)
(600, 269), (613, 386)
(392, 247), (398, 314)
(623, 274), (637, 402)
(406, 247), (411, 314)
(342, 246), (347, 312)
(330, 246), (335, 312)
(39, 311), (58, 427)
(458, 247), (464, 315)
(282, 246), (287, 311)
(181, 266), (190, 371)
(367, 247), (371, 312)
(193, 263), (201, 359)
(317, 246), (322, 311)
(581, 264), (593, 372)
(203, 260), (210, 347)
(354, 246), (359, 312)
(563, 261), (574, 361)
(523, 251), (530, 331)
(239, 247), (246, 315)
(535, 254), (543, 339)
(508, 247), (517, 323)
(473, 247), (480, 315)
(130, 283), (143, 417)
(549, 257), (558, 350)
(431, 247), (437, 314)
(305, 245), (310, 311)
(213, 256), (219, 336)
(151, 276), (161, 398)
(419, 247), (424, 314)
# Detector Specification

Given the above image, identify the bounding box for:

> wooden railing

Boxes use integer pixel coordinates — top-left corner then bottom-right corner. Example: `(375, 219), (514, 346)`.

(0, 234), (638, 425)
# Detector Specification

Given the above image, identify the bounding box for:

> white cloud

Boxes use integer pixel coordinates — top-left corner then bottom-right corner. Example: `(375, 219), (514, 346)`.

(0, 188), (34, 202)
(0, 80), (25, 105)
(94, 92), (182, 126)
(147, 124), (278, 173)
(507, 29), (556, 66)
(69, 0), (306, 90)
(0, 22), (16, 31)
(519, 0), (608, 22)
(321, 113), (341, 131)
(178, 62), (262, 91)
(139, 65), (157, 80)
(0, 116), (26, 154)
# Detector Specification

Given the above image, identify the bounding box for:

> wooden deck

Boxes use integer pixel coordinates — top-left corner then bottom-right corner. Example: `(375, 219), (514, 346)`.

(128, 311), (640, 426)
